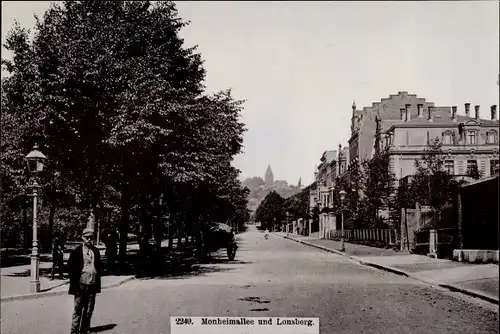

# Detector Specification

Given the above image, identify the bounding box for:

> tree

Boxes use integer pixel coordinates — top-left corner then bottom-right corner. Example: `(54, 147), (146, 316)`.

(2, 1), (248, 270)
(283, 183), (313, 220)
(409, 138), (462, 228)
(255, 191), (284, 230)
(242, 177), (265, 191)
(360, 147), (395, 227)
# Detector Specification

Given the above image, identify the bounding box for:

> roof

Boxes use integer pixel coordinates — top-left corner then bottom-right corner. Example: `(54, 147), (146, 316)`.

(379, 119), (403, 132)
(389, 108), (499, 129)
(320, 150), (337, 163)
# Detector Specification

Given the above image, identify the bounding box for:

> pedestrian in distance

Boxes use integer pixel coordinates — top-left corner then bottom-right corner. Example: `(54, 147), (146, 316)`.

(264, 228), (269, 239)
(104, 229), (118, 273)
(68, 227), (103, 334)
(51, 235), (65, 280)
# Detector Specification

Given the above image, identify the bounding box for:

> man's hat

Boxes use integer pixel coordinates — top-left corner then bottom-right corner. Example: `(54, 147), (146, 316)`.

(82, 227), (95, 237)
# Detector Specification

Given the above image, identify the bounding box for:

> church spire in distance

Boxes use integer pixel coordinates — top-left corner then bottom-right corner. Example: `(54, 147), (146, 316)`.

(297, 177), (302, 189)
(265, 165), (274, 186)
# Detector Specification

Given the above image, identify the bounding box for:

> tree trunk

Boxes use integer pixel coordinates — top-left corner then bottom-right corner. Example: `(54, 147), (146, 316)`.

(154, 219), (163, 252)
(153, 195), (163, 252)
(176, 217), (183, 250)
(118, 193), (130, 267)
(47, 199), (57, 252)
(168, 211), (175, 252)
(23, 197), (30, 252)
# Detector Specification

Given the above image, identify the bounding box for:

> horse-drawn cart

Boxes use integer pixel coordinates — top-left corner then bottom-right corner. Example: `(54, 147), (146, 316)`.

(198, 223), (238, 261)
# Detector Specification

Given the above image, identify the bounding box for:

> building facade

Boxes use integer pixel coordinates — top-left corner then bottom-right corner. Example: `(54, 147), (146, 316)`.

(348, 92), (440, 169)
(377, 104), (499, 180)
(312, 151), (336, 238)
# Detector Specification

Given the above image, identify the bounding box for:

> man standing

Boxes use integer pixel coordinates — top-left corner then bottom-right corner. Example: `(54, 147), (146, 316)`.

(51, 235), (65, 280)
(68, 227), (103, 334)
(104, 229), (118, 273)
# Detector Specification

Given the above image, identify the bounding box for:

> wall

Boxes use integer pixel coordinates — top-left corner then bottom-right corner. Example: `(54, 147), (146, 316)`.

(460, 176), (499, 250)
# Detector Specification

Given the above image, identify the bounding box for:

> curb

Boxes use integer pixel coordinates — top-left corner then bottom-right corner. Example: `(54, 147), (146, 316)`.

(275, 233), (499, 305)
(438, 283), (499, 305)
(1, 276), (136, 303)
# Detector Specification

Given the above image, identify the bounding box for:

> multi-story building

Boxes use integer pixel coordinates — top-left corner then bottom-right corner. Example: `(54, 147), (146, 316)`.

(348, 92), (440, 168)
(376, 104), (499, 181)
(338, 144), (350, 177)
(311, 150), (337, 238)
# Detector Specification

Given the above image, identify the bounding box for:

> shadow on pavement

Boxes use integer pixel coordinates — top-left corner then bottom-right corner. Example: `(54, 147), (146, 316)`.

(1, 254), (53, 268)
(133, 248), (251, 280)
(2, 242), (252, 283)
(4, 267), (55, 277)
(40, 281), (69, 292)
(89, 324), (117, 333)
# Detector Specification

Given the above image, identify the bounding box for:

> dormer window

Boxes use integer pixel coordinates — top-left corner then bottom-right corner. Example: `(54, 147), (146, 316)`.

(487, 130), (498, 144)
(466, 130), (477, 145)
(443, 131), (453, 145)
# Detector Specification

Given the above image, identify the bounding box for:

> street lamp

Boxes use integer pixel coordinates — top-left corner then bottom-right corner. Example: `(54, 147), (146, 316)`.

(25, 144), (47, 293)
(285, 211), (290, 234)
(339, 189), (346, 252)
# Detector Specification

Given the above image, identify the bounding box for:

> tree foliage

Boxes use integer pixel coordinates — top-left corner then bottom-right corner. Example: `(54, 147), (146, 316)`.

(283, 183), (313, 220)
(255, 191), (284, 230)
(407, 138), (462, 228)
(1, 1), (248, 262)
(360, 147), (395, 227)
(242, 177), (265, 191)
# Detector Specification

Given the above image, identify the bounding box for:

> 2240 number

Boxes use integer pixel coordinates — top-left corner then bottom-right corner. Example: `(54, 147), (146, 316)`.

(175, 318), (193, 325)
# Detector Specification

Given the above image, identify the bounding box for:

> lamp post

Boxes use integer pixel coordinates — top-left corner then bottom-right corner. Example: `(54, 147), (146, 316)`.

(285, 211), (290, 235)
(339, 190), (346, 252)
(25, 144), (47, 293)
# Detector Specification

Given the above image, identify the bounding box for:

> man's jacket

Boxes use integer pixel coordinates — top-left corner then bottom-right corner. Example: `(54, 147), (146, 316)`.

(67, 244), (103, 295)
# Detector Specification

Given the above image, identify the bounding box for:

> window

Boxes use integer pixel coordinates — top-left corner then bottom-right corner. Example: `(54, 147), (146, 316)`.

(444, 160), (455, 175)
(467, 160), (478, 174)
(466, 131), (476, 145)
(487, 131), (497, 144)
(443, 132), (452, 145)
(491, 159), (499, 176)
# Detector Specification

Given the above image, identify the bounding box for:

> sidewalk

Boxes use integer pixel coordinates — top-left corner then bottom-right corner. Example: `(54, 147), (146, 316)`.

(274, 232), (499, 305)
(1, 239), (175, 302)
(1, 260), (135, 302)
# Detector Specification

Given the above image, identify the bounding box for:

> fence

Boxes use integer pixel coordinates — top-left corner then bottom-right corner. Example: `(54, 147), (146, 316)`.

(325, 228), (399, 246)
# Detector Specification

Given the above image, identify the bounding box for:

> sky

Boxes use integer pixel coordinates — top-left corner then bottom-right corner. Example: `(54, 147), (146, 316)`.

(2, 1), (499, 186)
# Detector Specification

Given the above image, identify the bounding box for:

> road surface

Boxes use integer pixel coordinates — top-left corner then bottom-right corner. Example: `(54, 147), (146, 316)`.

(1, 226), (498, 334)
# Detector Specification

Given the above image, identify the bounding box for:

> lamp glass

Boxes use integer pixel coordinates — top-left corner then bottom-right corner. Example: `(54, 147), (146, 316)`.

(36, 161), (44, 172)
(25, 146), (47, 174)
(339, 190), (346, 201)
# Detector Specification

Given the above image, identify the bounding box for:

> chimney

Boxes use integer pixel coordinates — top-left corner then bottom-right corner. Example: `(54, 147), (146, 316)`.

(452, 106), (457, 122)
(475, 105), (480, 119)
(400, 108), (406, 121)
(491, 105), (497, 120)
(465, 103), (470, 117)
(428, 106), (433, 122)
(417, 104), (423, 118)
(405, 104), (411, 121)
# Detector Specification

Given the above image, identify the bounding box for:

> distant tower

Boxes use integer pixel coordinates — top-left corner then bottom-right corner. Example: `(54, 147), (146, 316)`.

(264, 165), (274, 186)
(351, 100), (356, 133)
(297, 177), (302, 189)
